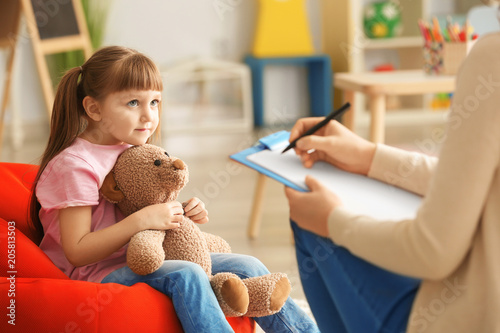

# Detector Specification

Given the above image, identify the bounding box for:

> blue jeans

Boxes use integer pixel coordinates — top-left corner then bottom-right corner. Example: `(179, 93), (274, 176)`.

(291, 221), (420, 333)
(102, 253), (319, 333)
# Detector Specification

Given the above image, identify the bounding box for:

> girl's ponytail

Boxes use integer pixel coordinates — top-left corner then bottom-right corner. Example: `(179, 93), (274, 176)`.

(29, 66), (85, 241)
(46, 66), (86, 157)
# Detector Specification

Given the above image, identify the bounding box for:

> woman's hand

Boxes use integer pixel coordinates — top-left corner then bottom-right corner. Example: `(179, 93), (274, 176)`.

(284, 176), (342, 237)
(183, 197), (209, 224)
(290, 118), (376, 175)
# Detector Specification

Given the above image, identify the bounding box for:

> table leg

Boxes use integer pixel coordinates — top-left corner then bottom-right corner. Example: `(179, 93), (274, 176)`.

(369, 94), (386, 144)
(342, 90), (356, 130)
(247, 173), (268, 239)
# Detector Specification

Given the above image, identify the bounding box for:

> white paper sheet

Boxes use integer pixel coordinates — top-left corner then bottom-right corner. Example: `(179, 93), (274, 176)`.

(247, 149), (422, 221)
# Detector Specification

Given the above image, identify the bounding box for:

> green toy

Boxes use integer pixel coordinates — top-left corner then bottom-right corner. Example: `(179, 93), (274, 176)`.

(363, 1), (402, 39)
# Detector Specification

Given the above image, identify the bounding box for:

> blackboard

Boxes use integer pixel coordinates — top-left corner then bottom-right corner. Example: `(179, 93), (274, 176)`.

(30, 0), (80, 40)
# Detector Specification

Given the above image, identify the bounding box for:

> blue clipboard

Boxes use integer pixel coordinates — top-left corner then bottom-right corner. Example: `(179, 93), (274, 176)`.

(231, 131), (423, 221)
(229, 131), (307, 192)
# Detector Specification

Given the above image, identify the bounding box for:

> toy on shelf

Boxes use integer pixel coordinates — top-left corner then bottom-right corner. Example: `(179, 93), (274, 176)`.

(363, 0), (402, 38)
(252, 0), (314, 57)
(430, 92), (452, 110)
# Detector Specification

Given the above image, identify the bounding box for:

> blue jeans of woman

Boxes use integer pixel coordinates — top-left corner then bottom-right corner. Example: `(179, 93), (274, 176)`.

(291, 221), (421, 333)
(102, 253), (319, 333)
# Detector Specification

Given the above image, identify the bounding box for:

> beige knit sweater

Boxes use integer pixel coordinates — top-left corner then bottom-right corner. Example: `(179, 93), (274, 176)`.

(328, 32), (500, 333)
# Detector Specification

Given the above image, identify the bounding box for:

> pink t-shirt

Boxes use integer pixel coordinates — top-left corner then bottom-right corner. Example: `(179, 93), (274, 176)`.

(37, 138), (131, 282)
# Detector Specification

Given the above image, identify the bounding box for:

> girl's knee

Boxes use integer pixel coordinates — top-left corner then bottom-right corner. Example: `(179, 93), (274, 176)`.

(181, 261), (208, 277)
(235, 255), (270, 277)
(211, 253), (270, 278)
(151, 261), (213, 297)
(157, 260), (209, 282)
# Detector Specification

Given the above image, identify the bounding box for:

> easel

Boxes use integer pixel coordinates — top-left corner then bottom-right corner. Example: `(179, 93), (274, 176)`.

(0, 1), (21, 152)
(0, 0), (93, 153)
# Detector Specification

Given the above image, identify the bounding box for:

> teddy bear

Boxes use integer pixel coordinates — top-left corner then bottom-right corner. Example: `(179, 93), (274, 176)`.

(100, 144), (291, 317)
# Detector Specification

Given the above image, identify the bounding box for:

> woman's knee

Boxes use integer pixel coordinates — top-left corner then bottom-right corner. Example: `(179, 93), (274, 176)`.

(291, 220), (339, 254)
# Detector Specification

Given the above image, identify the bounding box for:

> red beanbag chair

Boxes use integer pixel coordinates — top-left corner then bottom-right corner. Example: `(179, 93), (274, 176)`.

(0, 163), (254, 332)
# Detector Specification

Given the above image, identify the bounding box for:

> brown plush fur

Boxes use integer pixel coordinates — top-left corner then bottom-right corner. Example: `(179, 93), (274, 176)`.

(101, 144), (290, 317)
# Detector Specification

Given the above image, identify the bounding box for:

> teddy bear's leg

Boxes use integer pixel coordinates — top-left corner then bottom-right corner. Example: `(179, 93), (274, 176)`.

(127, 230), (166, 275)
(242, 273), (291, 317)
(211, 272), (249, 317)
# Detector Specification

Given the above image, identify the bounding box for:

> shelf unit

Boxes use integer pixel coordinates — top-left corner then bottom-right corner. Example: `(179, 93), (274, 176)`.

(363, 36), (423, 50)
(321, 0), (479, 130)
(349, 0), (427, 73)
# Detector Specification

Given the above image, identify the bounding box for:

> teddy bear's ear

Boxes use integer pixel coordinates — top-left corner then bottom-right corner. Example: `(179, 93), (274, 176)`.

(101, 171), (125, 203)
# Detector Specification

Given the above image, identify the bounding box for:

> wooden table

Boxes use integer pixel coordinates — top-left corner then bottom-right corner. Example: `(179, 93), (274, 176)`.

(335, 70), (456, 143)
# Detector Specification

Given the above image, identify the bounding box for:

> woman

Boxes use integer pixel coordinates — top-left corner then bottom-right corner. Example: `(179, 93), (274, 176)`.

(285, 17), (500, 333)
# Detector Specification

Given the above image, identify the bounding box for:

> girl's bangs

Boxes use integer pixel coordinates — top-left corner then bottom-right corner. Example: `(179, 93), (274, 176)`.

(110, 54), (163, 93)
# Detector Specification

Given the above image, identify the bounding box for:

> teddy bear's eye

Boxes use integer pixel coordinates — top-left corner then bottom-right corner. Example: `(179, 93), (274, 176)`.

(154, 159), (161, 166)
(164, 151), (169, 157)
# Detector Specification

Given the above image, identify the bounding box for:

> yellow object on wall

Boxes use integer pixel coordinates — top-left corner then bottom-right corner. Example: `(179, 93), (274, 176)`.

(252, 0), (314, 57)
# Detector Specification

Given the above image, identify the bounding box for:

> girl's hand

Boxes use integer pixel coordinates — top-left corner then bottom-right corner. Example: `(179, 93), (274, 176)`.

(289, 118), (376, 175)
(138, 201), (184, 230)
(183, 197), (209, 224)
(284, 176), (342, 237)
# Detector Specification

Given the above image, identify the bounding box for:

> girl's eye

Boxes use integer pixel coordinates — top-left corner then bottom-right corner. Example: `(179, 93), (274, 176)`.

(128, 100), (138, 107)
(151, 99), (160, 107)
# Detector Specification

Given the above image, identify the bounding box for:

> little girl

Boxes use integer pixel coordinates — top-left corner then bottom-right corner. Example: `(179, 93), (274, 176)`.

(30, 46), (318, 333)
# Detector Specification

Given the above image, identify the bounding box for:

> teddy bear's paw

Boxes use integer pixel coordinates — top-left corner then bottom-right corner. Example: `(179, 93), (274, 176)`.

(242, 273), (291, 317)
(127, 230), (166, 275)
(211, 272), (249, 317)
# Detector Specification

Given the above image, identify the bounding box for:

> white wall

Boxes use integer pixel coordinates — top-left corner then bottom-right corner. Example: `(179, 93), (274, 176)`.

(4, 0), (322, 129)
(2, 0), (467, 130)
(104, 0), (322, 65)
(103, 0), (322, 125)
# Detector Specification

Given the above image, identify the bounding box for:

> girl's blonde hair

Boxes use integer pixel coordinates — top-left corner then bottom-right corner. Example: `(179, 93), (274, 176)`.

(29, 46), (163, 240)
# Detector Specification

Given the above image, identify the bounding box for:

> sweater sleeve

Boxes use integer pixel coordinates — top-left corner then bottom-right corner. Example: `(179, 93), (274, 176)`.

(368, 144), (438, 196)
(328, 34), (500, 280)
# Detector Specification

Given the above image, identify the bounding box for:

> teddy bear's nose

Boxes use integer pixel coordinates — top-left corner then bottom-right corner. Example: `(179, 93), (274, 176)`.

(173, 159), (186, 170)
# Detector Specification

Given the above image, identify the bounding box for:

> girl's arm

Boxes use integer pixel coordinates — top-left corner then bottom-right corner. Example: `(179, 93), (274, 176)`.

(59, 201), (183, 267)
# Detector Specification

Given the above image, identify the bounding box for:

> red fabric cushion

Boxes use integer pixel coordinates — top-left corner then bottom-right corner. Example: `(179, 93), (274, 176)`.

(0, 218), (67, 279)
(0, 278), (254, 332)
(0, 163), (255, 332)
(0, 163), (39, 243)
(0, 277), (184, 332)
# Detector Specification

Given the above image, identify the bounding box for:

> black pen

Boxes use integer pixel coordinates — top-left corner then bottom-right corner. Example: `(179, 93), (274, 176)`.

(281, 102), (351, 154)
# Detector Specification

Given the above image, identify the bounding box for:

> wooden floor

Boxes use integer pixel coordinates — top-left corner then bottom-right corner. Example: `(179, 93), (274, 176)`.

(0, 115), (446, 306)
